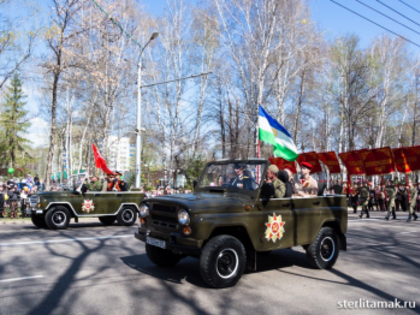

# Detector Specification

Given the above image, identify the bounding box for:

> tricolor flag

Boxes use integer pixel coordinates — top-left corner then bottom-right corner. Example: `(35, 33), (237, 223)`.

(258, 105), (298, 161)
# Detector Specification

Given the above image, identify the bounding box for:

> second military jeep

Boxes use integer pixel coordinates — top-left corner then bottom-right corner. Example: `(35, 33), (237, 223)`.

(29, 173), (144, 229)
(135, 159), (347, 288)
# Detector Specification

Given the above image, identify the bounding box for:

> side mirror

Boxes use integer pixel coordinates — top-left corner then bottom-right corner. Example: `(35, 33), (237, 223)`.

(260, 183), (274, 199)
(193, 179), (198, 191)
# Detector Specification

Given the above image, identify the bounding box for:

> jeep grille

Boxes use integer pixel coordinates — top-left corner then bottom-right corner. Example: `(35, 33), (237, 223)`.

(150, 203), (178, 230)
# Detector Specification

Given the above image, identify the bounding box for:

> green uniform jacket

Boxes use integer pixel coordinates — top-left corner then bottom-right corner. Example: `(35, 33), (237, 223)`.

(272, 178), (286, 198)
(360, 186), (369, 205)
(409, 186), (417, 207)
(88, 180), (103, 191)
(385, 185), (396, 208)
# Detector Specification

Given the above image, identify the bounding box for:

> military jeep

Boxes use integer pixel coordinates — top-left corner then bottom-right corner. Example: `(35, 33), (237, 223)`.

(134, 159), (347, 288)
(29, 174), (144, 229)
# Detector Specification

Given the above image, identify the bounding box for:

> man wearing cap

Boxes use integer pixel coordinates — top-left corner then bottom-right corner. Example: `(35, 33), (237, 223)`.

(407, 179), (418, 222)
(359, 181), (370, 218)
(295, 162), (318, 197)
(265, 164), (285, 198)
(87, 175), (103, 191)
(229, 164), (253, 190)
(385, 179), (397, 220)
(115, 171), (128, 192)
(106, 173), (117, 191)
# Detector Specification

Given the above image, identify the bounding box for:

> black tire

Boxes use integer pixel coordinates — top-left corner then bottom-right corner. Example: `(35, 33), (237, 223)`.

(45, 206), (71, 230)
(146, 244), (182, 267)
(200, 235), (246, 288)
(306, 227), (339, 269)
(31, 215), (47, 228)
(117, 207), (137, 226)
(99, 216), (116, 226)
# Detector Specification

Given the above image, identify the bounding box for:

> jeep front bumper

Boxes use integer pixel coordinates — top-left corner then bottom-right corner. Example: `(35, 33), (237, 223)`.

(134, 231), (202, 256)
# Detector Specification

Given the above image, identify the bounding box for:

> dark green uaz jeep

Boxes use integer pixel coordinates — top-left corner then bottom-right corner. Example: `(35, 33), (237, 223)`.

(29, 174), (144, 229)
(135, 159), (347, 288)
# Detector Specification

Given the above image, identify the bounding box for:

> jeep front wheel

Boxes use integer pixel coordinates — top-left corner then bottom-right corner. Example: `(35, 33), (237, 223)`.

(45, 207), (70, 230)
(200, 235), (246, 288)
(99, 216), (116, 226)
(117, 207), (137, 226)
(146, 244), (182, 267)
(31, 215), (47, 228)
(306, 227), (339, 269)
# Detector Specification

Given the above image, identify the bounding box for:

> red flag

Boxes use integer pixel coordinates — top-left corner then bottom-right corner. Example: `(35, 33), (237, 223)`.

(317, 151), (341, 174)
(360, 147), (395, 176)
(268, 157), (297, 174)
(296, 152), (323, 173)
(338, 150), (366, 176)
(392, 148), (411, 174)
(402, 146), (420, 172)
(92, 143), (114, 175)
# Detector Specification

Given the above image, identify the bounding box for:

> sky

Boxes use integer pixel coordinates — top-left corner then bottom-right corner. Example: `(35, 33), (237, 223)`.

(22, 0), (420, 147)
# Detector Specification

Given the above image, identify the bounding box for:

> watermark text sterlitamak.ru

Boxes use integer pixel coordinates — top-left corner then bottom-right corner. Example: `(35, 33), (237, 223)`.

(338, 298), (416, 309)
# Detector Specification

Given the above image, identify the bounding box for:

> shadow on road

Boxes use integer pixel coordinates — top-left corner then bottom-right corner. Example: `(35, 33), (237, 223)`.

(120, 254), (208, 287)
(120, 248), (311, 288)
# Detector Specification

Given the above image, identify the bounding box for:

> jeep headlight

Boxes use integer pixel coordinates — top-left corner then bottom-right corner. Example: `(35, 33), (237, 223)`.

(139, 204), (149, 218)
(178, 209), (190, 225)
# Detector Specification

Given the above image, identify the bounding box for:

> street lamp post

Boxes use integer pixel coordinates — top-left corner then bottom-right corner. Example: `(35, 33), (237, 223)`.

(136, 31), (159, 188)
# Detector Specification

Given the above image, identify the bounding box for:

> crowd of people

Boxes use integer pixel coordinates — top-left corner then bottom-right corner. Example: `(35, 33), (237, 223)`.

(0, 174), (41, 219)
(343, 179), (420, 222)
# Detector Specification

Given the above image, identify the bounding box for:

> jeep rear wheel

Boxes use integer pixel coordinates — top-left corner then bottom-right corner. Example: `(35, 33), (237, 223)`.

(306, 227), (339, 269)
(117, 207), (137, 226)
(45, 207), (70, 230)
(99, 216), (116, 226)
(200, 235), (246, 288)
(146, 244), (182, 267)
(31, 215), (47, 228)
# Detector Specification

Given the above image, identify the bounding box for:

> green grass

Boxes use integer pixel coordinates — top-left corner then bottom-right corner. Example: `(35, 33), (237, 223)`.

(1, 207), (30, 219)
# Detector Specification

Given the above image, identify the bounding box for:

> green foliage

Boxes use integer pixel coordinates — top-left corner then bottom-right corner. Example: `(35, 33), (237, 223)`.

(0, 73), (31, 168)
(185, 156), (206, 187)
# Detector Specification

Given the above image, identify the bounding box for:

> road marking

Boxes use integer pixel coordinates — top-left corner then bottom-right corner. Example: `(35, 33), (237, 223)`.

(400, 231), (419, 234)
(0, 275), (44, 283)
(0, 234), (133, 247)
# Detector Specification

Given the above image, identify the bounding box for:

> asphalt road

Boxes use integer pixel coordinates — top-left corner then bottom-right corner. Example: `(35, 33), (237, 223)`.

(0, 211), (419, 315)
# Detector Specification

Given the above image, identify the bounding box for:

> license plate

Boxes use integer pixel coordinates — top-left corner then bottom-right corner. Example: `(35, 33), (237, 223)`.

(146, 237), (166, 249)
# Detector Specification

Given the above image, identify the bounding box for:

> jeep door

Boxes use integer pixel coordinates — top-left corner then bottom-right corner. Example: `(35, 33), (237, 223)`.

(255, 197), (294, 251)
(290, 197), (321, 245)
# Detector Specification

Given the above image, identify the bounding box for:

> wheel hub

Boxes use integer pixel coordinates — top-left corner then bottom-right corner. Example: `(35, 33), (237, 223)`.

(216, 248), (239, 279)
(320, 236), (335, 262)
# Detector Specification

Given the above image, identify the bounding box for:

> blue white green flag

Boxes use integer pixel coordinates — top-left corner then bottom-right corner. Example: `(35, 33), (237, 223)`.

(258, 105), (298, 161)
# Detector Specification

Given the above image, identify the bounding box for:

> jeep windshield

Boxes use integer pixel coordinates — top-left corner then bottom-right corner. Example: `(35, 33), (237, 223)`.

(198, 161), (267, 192)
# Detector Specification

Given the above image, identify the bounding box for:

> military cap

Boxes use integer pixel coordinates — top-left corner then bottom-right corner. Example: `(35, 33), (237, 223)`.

(233, 163), (245, 169)
(115, 170), (123, 176)
(268, 164), (279, 174)
(300, 162), (313, 170)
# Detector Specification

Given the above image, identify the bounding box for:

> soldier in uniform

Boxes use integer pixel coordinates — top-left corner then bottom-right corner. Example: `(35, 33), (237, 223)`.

(350, 184), (360, 214)
(385, 179), (397, 220)
(359, 181), (370, 219)
(265, 164), (285, 198)
(407, 179), (418, 222)
(87, 176), (103, 191)
(115, 171), (128, 192)
(229, 164), (253, 190)
(294, 162), (318, 197)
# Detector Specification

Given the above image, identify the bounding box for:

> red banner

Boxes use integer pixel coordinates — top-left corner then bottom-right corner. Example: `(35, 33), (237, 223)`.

(338, 150), (366, 175)
(268, 157), (297, 174)
(402, 146), (420, 172)
(296, 151), (323, 173)
(92, 143), (114, 175)
(392, 148), (411, 174)
(317, 151), (341, 174)
(360, 147), (394, 176)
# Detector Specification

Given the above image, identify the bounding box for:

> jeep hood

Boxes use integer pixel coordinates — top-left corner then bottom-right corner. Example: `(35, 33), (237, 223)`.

(145, 192), (253, 212)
